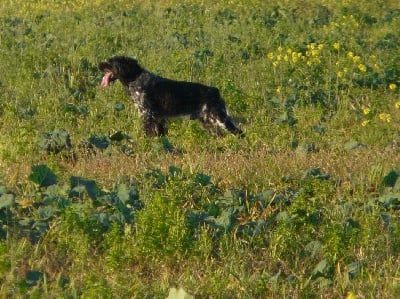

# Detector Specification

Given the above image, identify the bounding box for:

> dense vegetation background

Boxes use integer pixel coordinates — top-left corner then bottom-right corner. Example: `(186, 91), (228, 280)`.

(1, 0), (400, 297)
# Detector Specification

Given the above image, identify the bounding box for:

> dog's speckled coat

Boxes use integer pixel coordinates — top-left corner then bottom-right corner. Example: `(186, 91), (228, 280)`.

(99, 56), (243, 137)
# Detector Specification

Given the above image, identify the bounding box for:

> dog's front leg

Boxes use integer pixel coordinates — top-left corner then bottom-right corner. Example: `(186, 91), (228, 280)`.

(155, 118), (168, 136)
(142, 115), (168, 136)
(142, 115), (158, 136)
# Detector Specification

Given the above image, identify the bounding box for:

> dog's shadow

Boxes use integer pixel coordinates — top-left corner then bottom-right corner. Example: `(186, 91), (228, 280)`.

(152, 136), (183, 154)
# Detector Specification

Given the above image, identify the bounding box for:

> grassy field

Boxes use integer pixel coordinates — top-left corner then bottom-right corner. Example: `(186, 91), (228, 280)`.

(1, 0), (400, 297)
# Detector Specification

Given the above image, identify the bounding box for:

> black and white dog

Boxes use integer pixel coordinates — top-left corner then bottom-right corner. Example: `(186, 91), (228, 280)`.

(99, 56), (243, 137)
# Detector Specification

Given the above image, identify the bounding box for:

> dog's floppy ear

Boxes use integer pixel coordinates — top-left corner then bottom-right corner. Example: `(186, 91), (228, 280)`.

(98, 61), (113, 73)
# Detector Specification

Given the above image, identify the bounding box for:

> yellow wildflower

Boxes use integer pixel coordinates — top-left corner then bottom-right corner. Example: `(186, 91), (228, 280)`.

(358, 64), (367, 72)
(311, 49), (320, 56)
(362, 108), (371, 115)
(395, 101), (400, 109)
(313, 58), (321, 64)
(361, 120), (370, 127)
(347, 51), (354, 58)
(379, 113), (391, 123)
(346, 291), (357, 299)
(267, 52), (274, 60)
(276, 86), (282, 93)
(389, 83), (397, 90)
(333, 42), (340, 50)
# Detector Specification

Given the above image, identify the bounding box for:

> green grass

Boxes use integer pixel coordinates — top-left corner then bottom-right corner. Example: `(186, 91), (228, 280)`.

(1, 0), (400, 297)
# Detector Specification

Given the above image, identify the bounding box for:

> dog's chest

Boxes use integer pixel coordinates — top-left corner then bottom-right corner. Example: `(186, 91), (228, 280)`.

(129, 87), (147, 116)
(127, 72), (158, 117)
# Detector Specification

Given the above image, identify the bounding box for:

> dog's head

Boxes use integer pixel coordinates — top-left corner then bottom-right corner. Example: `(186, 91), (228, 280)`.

(99, 56), (143, 87)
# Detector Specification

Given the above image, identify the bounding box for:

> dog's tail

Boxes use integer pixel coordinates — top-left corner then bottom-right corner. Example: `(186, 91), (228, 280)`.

(224, 117), (244, 137)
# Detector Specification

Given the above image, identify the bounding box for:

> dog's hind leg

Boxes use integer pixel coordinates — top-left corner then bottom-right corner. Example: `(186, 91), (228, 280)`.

(200, 105), (244, 137)
(155, 118), (168, 136)
(220, 116), (244, 137)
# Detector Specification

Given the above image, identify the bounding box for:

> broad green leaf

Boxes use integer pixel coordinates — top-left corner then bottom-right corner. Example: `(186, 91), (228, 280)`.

(302, 168), (330, 180)
(97, 213), (110, 227)
(168, 166), (182, 177)
(312, 259), (329, 278)
(166, 287), (194, 299)
(87, 134), (111, 150)
(252, 189), (275, 207)
(70, 176), (100, 200)
(39, 128), (72, 154)
(58, 277), (70, 289)
(150, 169), (166, 187)
(43, 185), (71, 208)
(109, 212), (126, 224)
(218, 189), (244, 207)
(383, 170), (400, 187)
(114, 103), (125, 111)
(305, 240), (322, 257)
(214, 207), (237, 232)
(313, 277), (333, 288)
(0, 186), (5, 196)
(69, 185), (87, 199)
(269, 270), (281, 284)
(117, 183), (130, 204)
(276, 211), (289, 222)
(64, 103), (88, 116)
(312, 124), (325, 134)
(152, 137), (181, 153)
(37, 206), (57, 221)
(0, 193), (15, 209)
(381, 213), (390, 228)
(186, 211), (208, 228)
(32, 221), (49, 237)
(393, 177), (400, 192)
(194, 173), (211, 186)
(29, 164), (57, 187)
(25, 270), (43, 287)
(342, 218), (361, 230)
(378, 194), (400, 209)
(18, 218), (34, 227)
(344, 140), (366, 151)
(109, 129), (131, 142)
(347, 261), (361, 279)
(242, 219), (266, 236)
(296, 143), (317, 154)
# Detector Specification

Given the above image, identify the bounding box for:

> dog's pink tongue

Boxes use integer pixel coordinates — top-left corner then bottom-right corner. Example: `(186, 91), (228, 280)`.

(101, 72), (113, 87)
